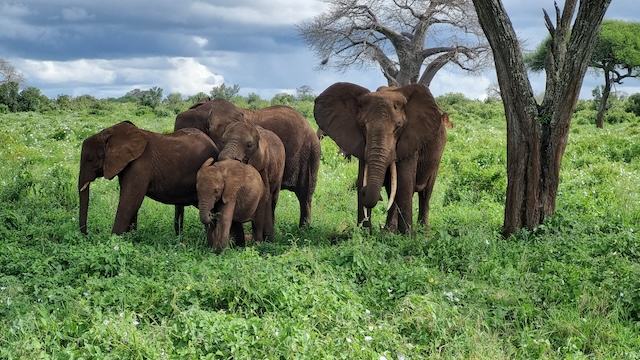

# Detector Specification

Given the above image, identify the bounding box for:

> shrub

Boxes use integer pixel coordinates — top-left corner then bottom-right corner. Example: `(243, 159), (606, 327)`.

(626, 93), (640, 117)
(605, 108), (638, 124)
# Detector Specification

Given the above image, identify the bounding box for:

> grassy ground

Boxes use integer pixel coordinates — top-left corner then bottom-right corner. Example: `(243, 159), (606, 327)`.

(0, 102), (639, 359)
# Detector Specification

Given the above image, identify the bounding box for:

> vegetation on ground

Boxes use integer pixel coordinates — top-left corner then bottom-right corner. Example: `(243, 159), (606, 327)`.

(0, 94), (639, 358)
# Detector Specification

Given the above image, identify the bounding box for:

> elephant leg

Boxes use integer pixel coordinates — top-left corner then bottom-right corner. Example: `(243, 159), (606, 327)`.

(393, 159), (417, 235)
(417, 171), (438, 231)
(174, 205), (185, 235)
(230, 221), (245, 247)
(112, 180), (147, 234)
(295, 190), (312, 227)
(129, 212), (138, 232)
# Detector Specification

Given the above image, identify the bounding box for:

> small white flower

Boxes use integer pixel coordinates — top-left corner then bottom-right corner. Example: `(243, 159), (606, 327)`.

(379, 356), (388, 360)
(387, 288), (393, 293)
(368, 326), (374, 331)
(119, 312), (125, 317)
(620, 292), (624, 297)
(485, 239), (490, 245)
(0, 287), (6, 291)
(133, 319), (140, 326)
(114, 245), (120, 251)
(364, 336), (373, 341)
(103, 320), (110, 325)
(398, 354), (406, 360)
(365, 309), (371, 315)
(346, 337), (352, 343)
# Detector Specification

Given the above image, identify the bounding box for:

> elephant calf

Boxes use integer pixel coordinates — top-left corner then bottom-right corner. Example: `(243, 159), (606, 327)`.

(78, 121), (219, 235)
(196, 158), (265, 253)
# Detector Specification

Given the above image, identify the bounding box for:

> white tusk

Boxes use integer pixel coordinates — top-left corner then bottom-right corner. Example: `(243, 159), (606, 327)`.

(386, 162), (397, 212)
(80, 181), (90, 192)
(362, 163), (368, 187)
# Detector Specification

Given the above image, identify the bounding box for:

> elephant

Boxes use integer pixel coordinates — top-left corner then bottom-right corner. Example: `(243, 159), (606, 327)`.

(218, 121), (286, 241)
(314, 82), (453, 234)
(174, 99), (320, 227)
(78, 121), (219, 235)
(197, 158), (265, 253)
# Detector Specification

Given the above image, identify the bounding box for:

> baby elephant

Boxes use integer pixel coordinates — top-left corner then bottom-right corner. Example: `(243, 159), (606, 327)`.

(197, 158), (266, 253)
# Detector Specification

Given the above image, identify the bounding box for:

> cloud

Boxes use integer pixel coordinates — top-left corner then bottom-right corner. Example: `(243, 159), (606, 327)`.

(61, 7), (93, 22)
(165, 57), (224, 95)
(20, 59), (116, 84)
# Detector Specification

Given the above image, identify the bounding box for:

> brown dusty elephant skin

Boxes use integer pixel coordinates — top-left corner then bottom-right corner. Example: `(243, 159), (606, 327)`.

(78, 121), (219, 235)
(218, 122), (285, 241)
(175, 99), (320, 227)
(314, 82), (452, 234)
(197, 158), (265, 254)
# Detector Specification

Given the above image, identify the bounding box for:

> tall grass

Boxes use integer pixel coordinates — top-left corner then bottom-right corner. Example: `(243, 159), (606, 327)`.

(0, 101), (638, 358)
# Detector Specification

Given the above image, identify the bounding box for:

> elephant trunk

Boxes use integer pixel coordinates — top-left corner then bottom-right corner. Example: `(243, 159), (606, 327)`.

(199, 201), (213, 225)
(78, 179), (91, 234)
(218, 143), (243, 162)
(361, 152), (391, 209)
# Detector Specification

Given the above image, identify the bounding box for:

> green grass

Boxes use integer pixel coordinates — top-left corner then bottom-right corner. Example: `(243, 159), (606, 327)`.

(1, 102), (639, 359)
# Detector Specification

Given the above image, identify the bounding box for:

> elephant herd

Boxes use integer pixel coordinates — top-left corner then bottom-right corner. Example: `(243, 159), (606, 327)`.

(78, 82), (453, 253)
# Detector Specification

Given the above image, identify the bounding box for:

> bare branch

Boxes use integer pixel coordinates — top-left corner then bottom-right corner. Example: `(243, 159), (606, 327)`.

(297, 0), (490, 86)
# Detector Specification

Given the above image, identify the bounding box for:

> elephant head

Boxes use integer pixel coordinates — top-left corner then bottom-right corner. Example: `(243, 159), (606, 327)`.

(314, 82), (446, 210)
(174, 98), (244, 149)
(78, 121), (147, 234)
(196, 158), (233, 225)
(218, 122), (264, 169)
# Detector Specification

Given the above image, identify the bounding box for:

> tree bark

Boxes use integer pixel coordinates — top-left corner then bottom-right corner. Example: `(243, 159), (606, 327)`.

(596, 71), (612, 128)
(471, 0), (611, 237)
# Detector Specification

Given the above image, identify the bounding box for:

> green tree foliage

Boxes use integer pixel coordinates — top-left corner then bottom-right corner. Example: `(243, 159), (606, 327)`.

(525, 20), (640, 127)
(271, 93), (295, 106)
(17, 87), (49, 112)
(0, 81), (19, 112)
(163, 92), (186, 114)
(210, 83), (240, 100)
(139, 87), (163, 108)
(626, 93), (640, 116)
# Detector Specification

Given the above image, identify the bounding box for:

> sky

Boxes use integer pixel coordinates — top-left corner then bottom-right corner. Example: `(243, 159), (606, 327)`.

(1, 0), (638, 101)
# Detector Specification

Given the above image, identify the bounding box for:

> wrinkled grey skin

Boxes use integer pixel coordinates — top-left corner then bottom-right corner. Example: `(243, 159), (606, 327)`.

(197, 158), (265, 253)
(175, 99), (320, 227)
(314, 82), (452, 234)
(78, 121), (218, 235)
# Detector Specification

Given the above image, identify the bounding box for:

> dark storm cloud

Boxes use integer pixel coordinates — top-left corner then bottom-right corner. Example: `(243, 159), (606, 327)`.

(0, 0), (304, 60)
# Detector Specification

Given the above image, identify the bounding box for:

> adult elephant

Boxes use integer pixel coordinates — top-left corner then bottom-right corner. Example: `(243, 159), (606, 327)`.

(78, 121), (219, 235)
(314, 82), (452, 234)
(175, 99), (320, 227)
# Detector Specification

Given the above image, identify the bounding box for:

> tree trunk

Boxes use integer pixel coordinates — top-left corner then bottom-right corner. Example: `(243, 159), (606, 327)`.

(472, 0), (611, 237)
(596, 72), (612, 128)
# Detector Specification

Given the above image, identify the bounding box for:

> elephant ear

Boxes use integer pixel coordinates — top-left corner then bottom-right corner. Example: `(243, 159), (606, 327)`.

(103, 121), (148, 180)
(221, 167), (240, 205)
(314, 82), (370, 160)
(394, 84), (444, 160)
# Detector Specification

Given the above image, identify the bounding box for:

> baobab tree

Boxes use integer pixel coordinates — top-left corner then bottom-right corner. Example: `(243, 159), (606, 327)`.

(297, 0), (490, 86)
(471, 0), (612, 236)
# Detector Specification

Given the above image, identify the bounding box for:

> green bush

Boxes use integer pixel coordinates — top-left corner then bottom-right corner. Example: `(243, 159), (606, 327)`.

(626, 93), (640, 117)
(605, 108), (639, 124)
